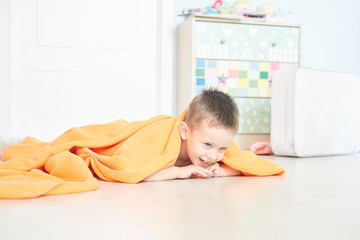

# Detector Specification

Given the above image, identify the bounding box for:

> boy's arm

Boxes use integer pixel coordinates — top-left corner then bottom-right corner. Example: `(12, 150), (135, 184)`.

(142, 166), (180, 182)
(216, 163), (243, 177)
(142, 165), (213, 182)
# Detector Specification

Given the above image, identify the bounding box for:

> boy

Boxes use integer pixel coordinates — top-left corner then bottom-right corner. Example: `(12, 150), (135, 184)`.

(0, 88), (284, 199)
(143, 89), (242, 181)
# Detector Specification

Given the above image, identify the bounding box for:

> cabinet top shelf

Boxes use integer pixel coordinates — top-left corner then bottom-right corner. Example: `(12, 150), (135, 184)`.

(181, 14), (301, 28)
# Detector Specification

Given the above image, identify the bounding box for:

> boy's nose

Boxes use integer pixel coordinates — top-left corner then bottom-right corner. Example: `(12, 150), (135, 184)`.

(207, 150), (218, 162)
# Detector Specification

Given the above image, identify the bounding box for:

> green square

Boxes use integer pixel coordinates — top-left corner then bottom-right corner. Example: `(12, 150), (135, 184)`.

(196, 69), (205, 77)
(260, 72), (268, 79)
(249, 80), (258, 88)
(227, 88), (238, 97)
(207, 60), (217, 68)
(238, 71), (247, 78)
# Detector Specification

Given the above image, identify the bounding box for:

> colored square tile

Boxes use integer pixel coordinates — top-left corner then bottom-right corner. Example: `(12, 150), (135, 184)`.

(218, 70), (228, 77)
(238, 71), (247, 78)
(238, 88), (248, 97)
(196, 69), (205, 77)
(206, 68), (218, 78)
(227, 78), (238, 88)
(260, 72), (268, 79)
(238, 79), (248, 88)
(258, 80), (268, 88)
(218, 60), (229, 69)
(270, 62), (279, 70)
(228, 88), (238, 96)
(260, 62), (270, 71)
(207, 60), (217, 68)
(196, 78), (205, 86)
(228, 70), (238, 78)
(207, 78), (217, 87)
(239, 62), (250, 70)
(249, 80), (258, 88)
(196, 60), (205, 68)
(248, 88), (258, 97)
(196, 86), (204, 95)
(217, 86), (227, 93)
(229, 61), (241, 70)
(250, 62), (259, 70)
(248, 71), (260, 80)
(279, 63), (290, 69)
(268, 71), (275, 80)
(258, 88), (269, 97)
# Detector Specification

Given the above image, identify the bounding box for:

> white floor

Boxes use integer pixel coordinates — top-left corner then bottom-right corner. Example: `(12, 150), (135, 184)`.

(0, 153), (359, 240)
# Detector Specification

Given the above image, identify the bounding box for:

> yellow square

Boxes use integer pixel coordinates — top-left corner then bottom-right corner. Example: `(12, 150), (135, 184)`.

(258, 80), (269, 88)
(258, 89), (269, 97)
(248, 88), (258, 97)
(218, 69), (228, 76)
(229, 61), (241, 70)
(238, 79), (248, 88)
(260, 62), (270, 71)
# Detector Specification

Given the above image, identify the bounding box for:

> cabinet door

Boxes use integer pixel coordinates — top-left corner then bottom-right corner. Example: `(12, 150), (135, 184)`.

(195, 21), (300, 63)
(8, 0), (159, 140)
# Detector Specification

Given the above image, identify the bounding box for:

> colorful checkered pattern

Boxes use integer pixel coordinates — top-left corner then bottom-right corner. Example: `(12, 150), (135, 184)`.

(195, 59), (298, 97)
(195, 59), (298, 134)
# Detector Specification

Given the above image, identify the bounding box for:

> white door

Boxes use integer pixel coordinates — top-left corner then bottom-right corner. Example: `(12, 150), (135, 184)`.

(2, 0), (170, 141)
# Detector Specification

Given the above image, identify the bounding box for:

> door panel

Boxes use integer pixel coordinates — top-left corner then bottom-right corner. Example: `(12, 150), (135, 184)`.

(10, 0), (159, 141)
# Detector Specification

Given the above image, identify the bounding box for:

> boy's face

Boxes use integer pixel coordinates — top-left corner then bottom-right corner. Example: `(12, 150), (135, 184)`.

(179, 121), (236, 168)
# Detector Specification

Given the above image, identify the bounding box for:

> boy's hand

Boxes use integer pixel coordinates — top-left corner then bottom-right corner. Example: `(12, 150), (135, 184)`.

(208, 162), (222, 177)
(178, 165), (213, 179)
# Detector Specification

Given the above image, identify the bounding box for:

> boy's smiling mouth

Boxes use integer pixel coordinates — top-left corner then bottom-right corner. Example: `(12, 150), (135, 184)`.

(199, 157), (211, 166)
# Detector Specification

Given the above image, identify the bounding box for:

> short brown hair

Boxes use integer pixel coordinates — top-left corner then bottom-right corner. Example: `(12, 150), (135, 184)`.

(183, 88), (239, 132)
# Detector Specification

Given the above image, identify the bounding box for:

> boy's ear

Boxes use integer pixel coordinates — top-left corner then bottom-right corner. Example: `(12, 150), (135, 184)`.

(179, 121), (188, 140)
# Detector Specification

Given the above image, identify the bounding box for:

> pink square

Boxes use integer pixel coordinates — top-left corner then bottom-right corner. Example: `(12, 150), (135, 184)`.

(279, 63), (290, 69)
(228, 70), (238, 78)
(206, 69), (218, 78)
(270, 63), (279, 71)
(269, 71), (274, 80)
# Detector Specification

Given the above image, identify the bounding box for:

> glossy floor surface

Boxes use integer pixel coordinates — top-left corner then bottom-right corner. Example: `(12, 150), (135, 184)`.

(1, 154), (359, 240)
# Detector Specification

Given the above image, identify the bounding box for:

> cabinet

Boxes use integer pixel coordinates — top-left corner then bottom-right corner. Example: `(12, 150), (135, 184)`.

(177, 15), (301, 149)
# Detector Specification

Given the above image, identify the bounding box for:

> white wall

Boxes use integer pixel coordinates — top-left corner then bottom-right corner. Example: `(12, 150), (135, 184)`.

(173, 0), (360, 75)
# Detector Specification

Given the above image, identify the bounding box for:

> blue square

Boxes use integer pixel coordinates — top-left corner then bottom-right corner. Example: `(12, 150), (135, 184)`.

(238, 88), (248, 97)
(196, 86), (204, 95)
(196, 78), (205, 86)
(206, 78), (217, 87)
(196, 60), (205, 68)
(250, 62), (259, 70)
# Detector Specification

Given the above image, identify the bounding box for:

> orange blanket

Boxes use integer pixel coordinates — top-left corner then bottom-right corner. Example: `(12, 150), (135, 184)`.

(0, 110), (284, 199)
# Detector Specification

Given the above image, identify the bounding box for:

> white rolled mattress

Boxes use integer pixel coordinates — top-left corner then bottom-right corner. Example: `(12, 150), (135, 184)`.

(271, 68), (360, 157)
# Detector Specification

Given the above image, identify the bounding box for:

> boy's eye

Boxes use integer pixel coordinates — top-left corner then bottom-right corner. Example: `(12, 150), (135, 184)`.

(204, 143), (212, 147)
(219, 147), (227, 152)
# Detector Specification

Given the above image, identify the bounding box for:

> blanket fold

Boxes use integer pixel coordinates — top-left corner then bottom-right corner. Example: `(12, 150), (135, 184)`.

(0, 110), (284, 199)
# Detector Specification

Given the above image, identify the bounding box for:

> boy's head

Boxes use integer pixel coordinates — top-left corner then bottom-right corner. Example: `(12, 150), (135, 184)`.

(183, 88), (239, 133)
(178, 89), (239, 168)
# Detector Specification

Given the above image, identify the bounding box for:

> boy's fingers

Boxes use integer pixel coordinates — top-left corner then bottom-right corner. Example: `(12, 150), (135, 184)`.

(195, 167), (212, 177)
